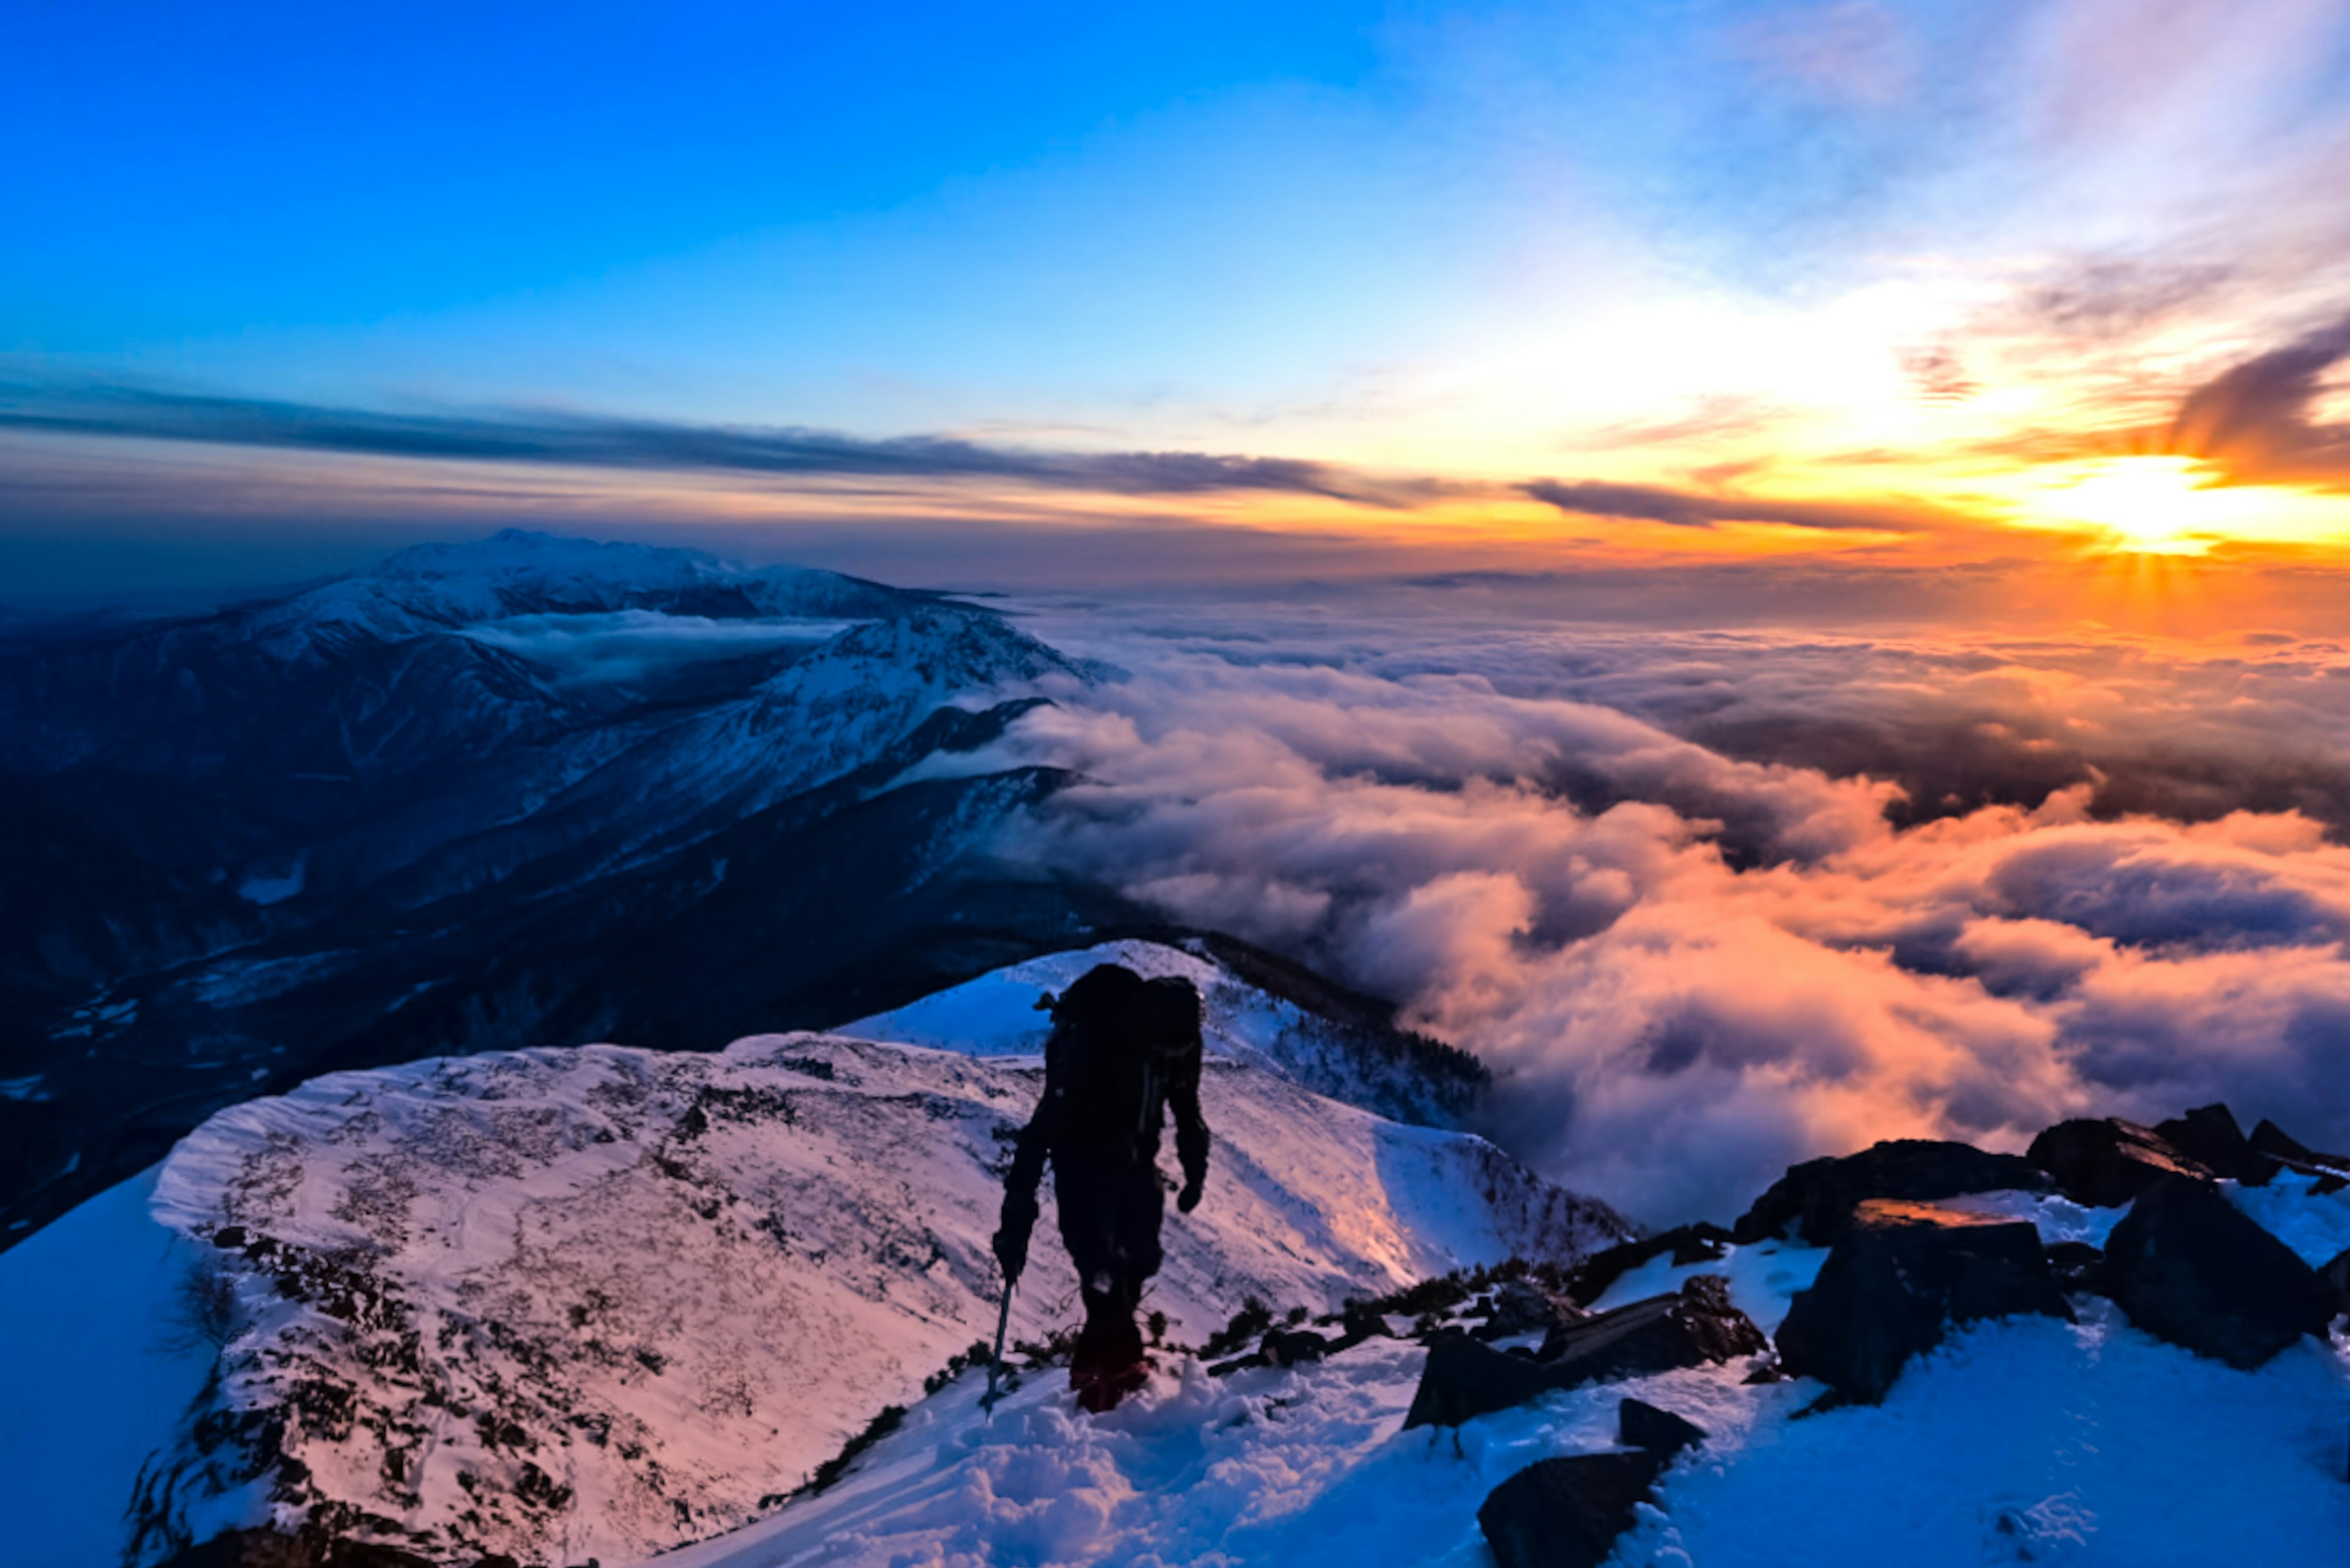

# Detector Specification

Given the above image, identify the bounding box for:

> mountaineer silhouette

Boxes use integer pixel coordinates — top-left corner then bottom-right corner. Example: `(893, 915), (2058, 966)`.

(992, 963), (1211, 1413)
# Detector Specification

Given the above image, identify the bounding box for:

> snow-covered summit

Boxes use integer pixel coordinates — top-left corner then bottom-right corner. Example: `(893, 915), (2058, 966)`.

(108, 1002), (1622, 1567)
(238, 529), (922, 665)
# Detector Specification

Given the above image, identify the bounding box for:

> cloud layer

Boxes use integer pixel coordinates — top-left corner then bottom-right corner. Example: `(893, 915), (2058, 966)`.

(949, 600), (2350, 1224)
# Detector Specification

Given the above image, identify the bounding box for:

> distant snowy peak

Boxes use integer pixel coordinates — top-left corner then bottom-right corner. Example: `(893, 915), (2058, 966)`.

(137, 1030), (1627, 1567)
(244, 529), (927, 662)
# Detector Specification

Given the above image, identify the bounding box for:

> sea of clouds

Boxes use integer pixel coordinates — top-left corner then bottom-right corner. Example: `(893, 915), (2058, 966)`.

(928, 586), (2350, 1225)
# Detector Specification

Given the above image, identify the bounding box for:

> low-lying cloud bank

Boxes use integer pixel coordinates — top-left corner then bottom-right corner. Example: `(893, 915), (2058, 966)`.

(946, 602), (2350, 1225)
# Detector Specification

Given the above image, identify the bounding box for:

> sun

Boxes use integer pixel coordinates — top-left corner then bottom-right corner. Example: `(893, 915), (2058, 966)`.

(2040, 456), (2235, 555)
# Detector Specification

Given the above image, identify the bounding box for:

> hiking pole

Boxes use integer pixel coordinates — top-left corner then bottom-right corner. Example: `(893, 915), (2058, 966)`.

(980, 1277), (1015, 1420)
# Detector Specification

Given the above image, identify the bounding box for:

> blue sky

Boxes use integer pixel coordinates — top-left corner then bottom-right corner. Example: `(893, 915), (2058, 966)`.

(7, 1), (2350, 597)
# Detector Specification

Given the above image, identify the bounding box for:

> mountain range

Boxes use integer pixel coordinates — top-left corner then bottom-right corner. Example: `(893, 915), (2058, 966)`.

(0, 531), (1177, 1245)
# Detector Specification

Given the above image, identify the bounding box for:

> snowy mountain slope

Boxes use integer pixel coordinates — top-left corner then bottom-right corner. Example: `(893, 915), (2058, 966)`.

(656, 1179), (2350, 1568)
(121, 1031), (1627, 1567)
(849, 938), (1486, 1128)
(0, 534), (1126, 1245)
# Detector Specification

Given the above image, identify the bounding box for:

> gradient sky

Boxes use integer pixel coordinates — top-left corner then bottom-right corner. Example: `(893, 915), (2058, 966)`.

(8, 0), (2350, 606)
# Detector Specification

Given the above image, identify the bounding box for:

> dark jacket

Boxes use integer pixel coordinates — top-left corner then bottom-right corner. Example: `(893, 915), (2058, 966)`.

(1002, 969), (1211, 1225)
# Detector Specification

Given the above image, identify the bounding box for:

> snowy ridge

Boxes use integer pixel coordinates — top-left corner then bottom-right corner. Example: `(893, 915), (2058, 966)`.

(850, 939), (1482, 1128)
(133, 1029), (1627, 1566)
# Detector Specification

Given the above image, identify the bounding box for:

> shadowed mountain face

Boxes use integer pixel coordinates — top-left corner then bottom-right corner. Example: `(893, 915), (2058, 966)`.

(0, 531), (1150, 1244)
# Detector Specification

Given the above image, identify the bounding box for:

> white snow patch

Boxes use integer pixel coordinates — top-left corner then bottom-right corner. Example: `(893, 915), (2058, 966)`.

(0, 1167), (232, 1568)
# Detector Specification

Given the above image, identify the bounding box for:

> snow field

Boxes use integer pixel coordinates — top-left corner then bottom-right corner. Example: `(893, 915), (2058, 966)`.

(663, 1189), (2350, 1568)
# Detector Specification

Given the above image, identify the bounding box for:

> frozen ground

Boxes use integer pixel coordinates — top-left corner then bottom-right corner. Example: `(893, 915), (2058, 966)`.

(658, 1187), (2350, 1568)
(21, 938), (1621, 1568)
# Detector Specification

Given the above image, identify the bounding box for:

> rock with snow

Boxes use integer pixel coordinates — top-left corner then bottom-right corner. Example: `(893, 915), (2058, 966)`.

(1564, 1222), (1731, 1305)
(2324, 1249), (2350, 1317)
(2250, 1117), (2350, 1182)
(1537, 1275), (1766, 1373)
(1774, 1200), (2073, 1405)
(1477, 1450), (1665, 1568)
(1617, 1397), (1707, 1460)
(1472, 1277), (1586, 1343)
(134, 1031), (1625, 1567)
(2102, 1175), (2334, 1369)
(2027, 1118), (2214, 1208)
(1730, 1140), (2048, 1245)
(1406, 1277), (1762, 1430)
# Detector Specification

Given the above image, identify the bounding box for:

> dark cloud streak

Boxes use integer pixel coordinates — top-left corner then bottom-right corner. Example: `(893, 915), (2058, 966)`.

(1521, 477), (1938, 532)
(0, 377), (1457, 508)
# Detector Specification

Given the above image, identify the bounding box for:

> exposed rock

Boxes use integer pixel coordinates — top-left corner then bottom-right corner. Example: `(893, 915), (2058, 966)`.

(1618, 1397), (1707, 1460)
(1564, 1223), (1732, 1305)
(2250, 1118), (2350, 1180)
(1403, 1332), (1562, 1430)
(2103, 1176), (2335, 1368)
(1731, 1141), (2049, 1245)
(1406, 1276), (1764, 1430)
(1775, 1200), (2073, 1405)
(1473, 1277), (1588, 1343)
(2154, 1103), (2277, 1185)
(2044, 1240), (2105, 1290)
(2322, 1249), (2350, 1318)
(2027, 1119), (2212, 1208)
(154, 1528), (436, 1568)
(1477, 1452), (1665, 1568)
(1261, 1326), (1331, 1366)
(1536, 1275), (1767, 1376)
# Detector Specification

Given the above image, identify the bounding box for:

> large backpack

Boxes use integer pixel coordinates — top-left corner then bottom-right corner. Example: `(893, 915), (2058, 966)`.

(1046, 965), (1202, 1167)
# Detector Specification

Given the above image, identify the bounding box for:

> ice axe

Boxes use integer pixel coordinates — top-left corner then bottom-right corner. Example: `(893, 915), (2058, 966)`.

(980, 1275), (1015, 1419)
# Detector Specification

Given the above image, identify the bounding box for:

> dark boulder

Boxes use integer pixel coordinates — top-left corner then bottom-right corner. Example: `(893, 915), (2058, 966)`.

(2322, 1249), (2350, 1318)
(1535, 1275), (1767, 1375)
(1473, 1277), (1587, 1343)
(1406, 1277), (1764, 1430)
(1732, 1140), (2049, 1245)
(2250, 1118), (2350, 1180)
(1775, 1200), (2073, 1405)
(156, 1529), (437, 1568)
(1618, 1397), (1707, 1460)
(2027, 1118), (2212, 1208)
(2044, 1240), (2104, 1290)
(2103, 1175), (2335, 1368)
(1477, 1452), (1665, 1568)
(1403, 1332), (1561, 1430)
(2154, 1103), (2277, 1184)
(1261, 1326), (1330, 1366)
(1563, 1223), (1732, 1305)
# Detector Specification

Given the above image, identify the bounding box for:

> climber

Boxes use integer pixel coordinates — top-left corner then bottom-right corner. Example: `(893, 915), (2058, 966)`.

(991, 963), (1211, 1413)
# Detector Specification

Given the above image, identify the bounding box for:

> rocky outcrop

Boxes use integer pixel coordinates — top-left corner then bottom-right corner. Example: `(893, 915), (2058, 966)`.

(154, 1527), (437, 1568)
(1477, 1453), (1663, 1568)
(2250, 1119), (2350, 1186)
(2028, 1118), (2214, 1207)
(1562, 1223), (1732, 1305)
(1474, 1400), (1709, 1568)
(2323, 1249), (2350, 1318)
(2102, 1176), (2334, 1368)
(1617, 1397), (1707, 1460)
(2153, 1103), (2275, 1184)
(1731, 1141), (2048, 1245)
(1472, 1277), (1588, 1343)
(1406, 1276), (1764, 1430)
(1775, 1200), (2073, 1405)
